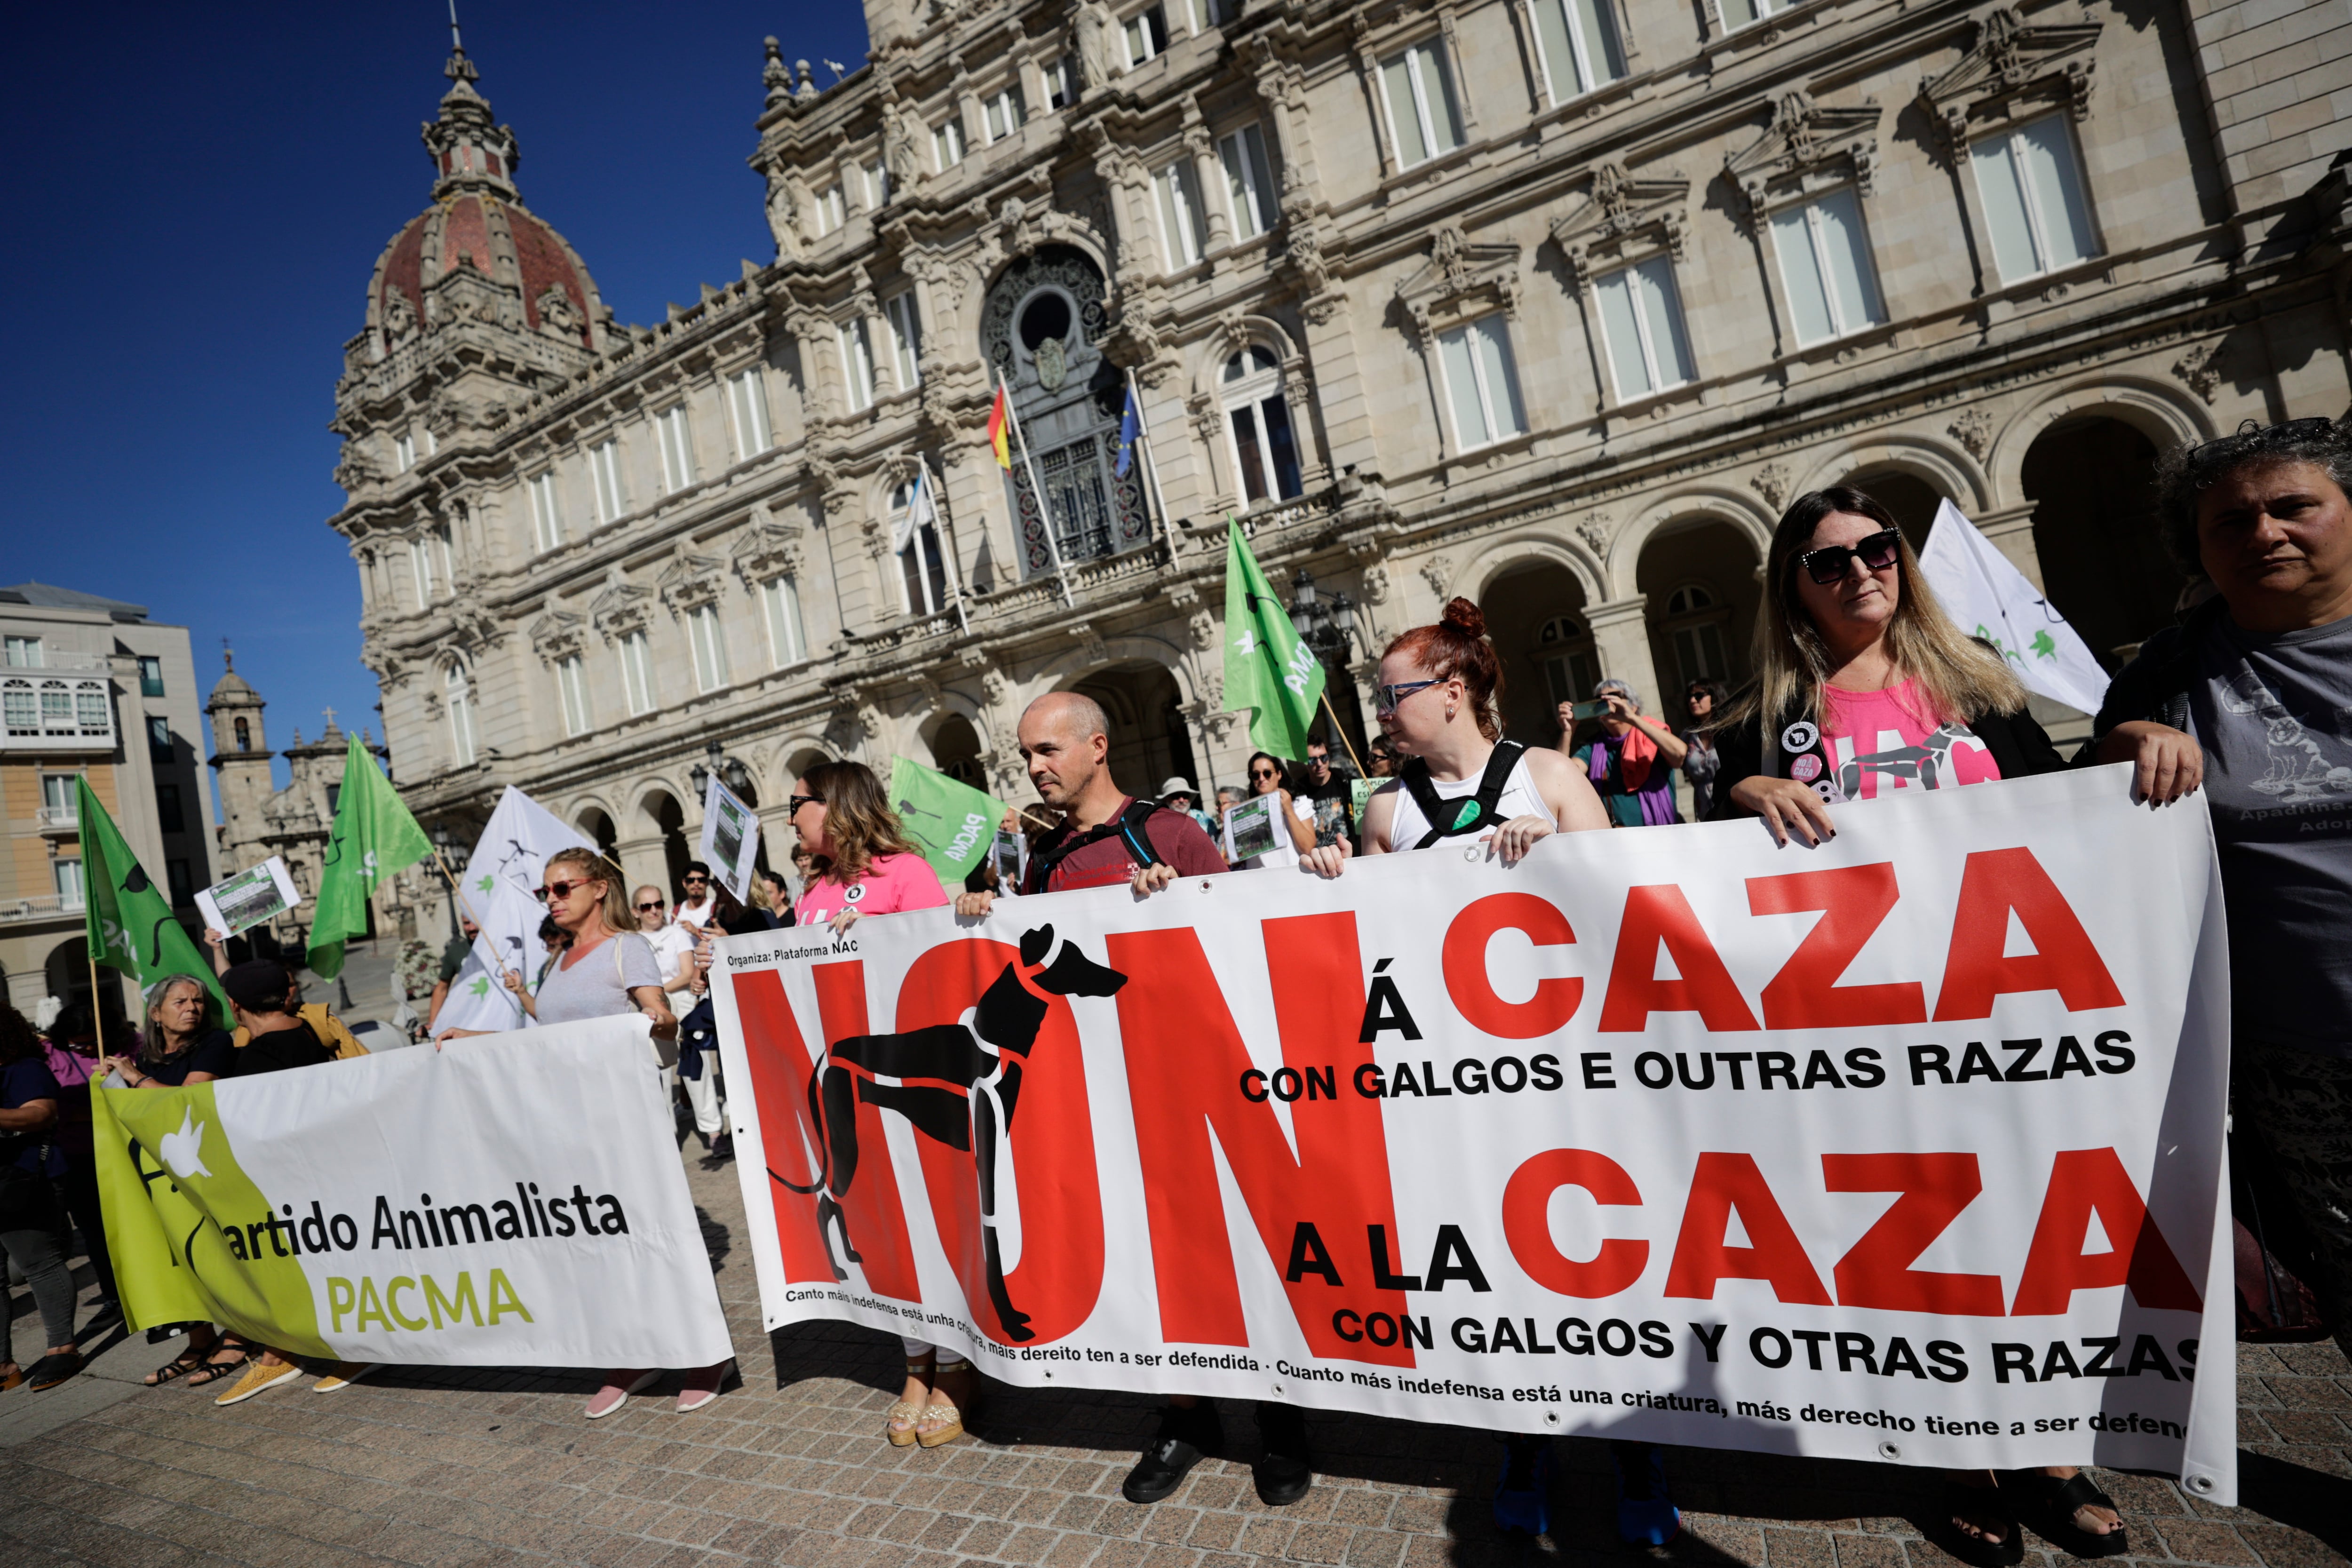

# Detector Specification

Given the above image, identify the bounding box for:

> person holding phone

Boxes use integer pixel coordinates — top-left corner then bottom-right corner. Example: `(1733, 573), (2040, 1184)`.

(1565, 682), (1688, 826)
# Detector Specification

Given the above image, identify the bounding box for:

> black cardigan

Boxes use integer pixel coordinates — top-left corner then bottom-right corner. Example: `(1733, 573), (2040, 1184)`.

(1705, 693), (2066, 821)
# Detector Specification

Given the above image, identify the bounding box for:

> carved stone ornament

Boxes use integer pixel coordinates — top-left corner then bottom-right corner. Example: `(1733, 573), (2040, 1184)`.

(1724, 91), (1883, 221)
(589, 565), (655, 641)
(657, 542), (730, 615)
(527, 608), (587, 665)
(1751, 462), (1793, 512)
(1575, 513), (1612, 555)
(1394, 227), (1522, 346)
(535, 285), (583, 341)
(1188, 608), (1217, 650)
(381, 291), (421, 349)
(1918, 6), (2101, 153)
(1948, 408), (1995, 459)
(1418, 555), (1454, 602)
(2171, 339), (2223, 405)
(1550, 163), (1692, 293)
(333, 441), (382, 493)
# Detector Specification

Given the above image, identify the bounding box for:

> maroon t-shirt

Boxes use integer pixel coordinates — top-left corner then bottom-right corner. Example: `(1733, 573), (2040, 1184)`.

(1027, 798), (1230, 893)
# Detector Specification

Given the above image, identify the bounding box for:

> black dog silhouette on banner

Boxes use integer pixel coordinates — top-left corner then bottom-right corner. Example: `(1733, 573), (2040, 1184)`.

(774, 924), (1126, 1342)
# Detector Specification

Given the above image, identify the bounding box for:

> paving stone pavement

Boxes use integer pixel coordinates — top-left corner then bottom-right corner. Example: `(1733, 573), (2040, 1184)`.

(4, 1132), (2347, 1568)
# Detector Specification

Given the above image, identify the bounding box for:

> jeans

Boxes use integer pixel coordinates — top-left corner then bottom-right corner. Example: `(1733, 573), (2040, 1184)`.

(1, 1221), (76, 1355)
(2235, 1038), (2352, 1361)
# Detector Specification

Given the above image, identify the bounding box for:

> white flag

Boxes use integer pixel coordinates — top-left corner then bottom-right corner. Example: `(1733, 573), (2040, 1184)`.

(893, 465), (931, 553)
(432, 787), (596, 1035)
(1918, 498), (2111, 716)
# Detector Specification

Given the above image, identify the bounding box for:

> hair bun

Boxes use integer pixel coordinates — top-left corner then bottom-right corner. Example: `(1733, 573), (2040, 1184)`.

(1439, 597), (1486, 639)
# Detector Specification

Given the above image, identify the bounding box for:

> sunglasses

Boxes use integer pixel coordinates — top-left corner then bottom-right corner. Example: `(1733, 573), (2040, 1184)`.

(1375, 678), (1442, 714)
(536, 878), (598, 903)
(1796, 528), (1902, 586)
(787, 794), (822, 816)
(1250, 768), (1279, 780)
(2185, 416), (2336, 465)
(636, 900), (664, 912)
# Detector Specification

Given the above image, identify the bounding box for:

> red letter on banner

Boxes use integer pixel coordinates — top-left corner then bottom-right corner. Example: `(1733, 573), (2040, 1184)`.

(1113, 914), (1415, 1366)
(1599, 886), (1760, 1032)
(1822, 1153), (2005, 1315)
(1748, 865), (1928, 1028)
(892, 939), (1104, 1346)
(1663, 1153), (1832, 1303)
(731, 966), (921, 1298)
(2010, 1148), (2201, 1314)
(1501, 1149), (1648, 1298)
(1444, 893), (1581, 1039)
(1932, 848), (2124, 1020)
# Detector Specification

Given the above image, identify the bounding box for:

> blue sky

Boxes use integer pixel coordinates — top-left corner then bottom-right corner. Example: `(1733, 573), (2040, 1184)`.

(3, 2), (870, 811)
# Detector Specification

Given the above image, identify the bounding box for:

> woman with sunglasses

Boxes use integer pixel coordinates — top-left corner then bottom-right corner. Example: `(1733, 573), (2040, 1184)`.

(1298, 602), (1640, 1542)
(1227, 751), (1317, 869)
(1710, 487), (2067, 845)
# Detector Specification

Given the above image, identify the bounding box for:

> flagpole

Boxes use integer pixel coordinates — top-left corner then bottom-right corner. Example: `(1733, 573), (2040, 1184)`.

(917, 453), (970, 634)
(1318, 688), (1366, 776)
(997, 366), (1073, 609)
(1125, 368), (1173, 552)
(87, 948), (109, 1080)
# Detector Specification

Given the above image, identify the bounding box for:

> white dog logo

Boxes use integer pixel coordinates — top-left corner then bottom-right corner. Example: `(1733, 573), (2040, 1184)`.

(158, 1108), (213, 1180)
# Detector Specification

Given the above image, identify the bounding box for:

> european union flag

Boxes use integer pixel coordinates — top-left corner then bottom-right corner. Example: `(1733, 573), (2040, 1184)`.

(1113, 387), (1142, 478)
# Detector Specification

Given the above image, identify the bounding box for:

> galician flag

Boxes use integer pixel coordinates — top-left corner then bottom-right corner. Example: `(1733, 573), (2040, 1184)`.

(986, 384), (1013, 470)
(887, 756), (1007, 887)
(1917, 499), (2112, 716)
(77, 777), (226, 1016)
(433, 787), (596, 1035)
(308, 733), (432, 980)
(1222, 520), (1325, 760)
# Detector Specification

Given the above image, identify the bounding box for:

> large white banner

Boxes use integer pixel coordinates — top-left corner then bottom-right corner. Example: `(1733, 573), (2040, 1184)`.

(436, 786), (596, 1035)
(96, 1016), (733, 1369)
(710, 766), (2234, 1500)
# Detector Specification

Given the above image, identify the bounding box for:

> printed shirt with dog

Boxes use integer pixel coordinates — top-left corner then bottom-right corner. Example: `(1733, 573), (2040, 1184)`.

(795, 851), (948, 925)
(1031, 799), (1229, 891)
(1819, 678), (2002, 801)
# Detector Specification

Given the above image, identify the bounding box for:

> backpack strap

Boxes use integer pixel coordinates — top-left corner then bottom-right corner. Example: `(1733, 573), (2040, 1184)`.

(1021, 799), (1166, 893)
(1403, 740), (1528, 850)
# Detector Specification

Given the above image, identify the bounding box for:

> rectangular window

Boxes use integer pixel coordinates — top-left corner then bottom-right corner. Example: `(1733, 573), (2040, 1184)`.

(762, 576), (807, 668)
(726, 367), (773, 457)
(434, 524), (454, 587)
(838, 319), (879, 412)
(1770, 189), (1886, 346)
(882, 292), (923, 390)
(1047, 54), (1080, 111)
(1533, 0), (1626, 101)
(1381, 39), (1466, 169)
(687, 605), (730, 694)
(4, 683), (34, 732)
(933, 117), (966, 170)
(3, 636), (40, 668)
(557, 654), (589, 737)
(619, 630), (655, 716)
(814, 184), (847, 235)
(422, 426), (438, 456)
(167, 858), (194, 907)
(409, 538), (433, 605)
(1435, 315), (1528, 451)
(148, 715), (173, 763)
(863, 159), (890, 210)
(157, 782), (184, 834)
(446, 668), (477, 767)
(656, 404), (695, 494)
(54, 859), (83, 911)
(1192, 0), (1239, 28)
(1156, 162), (1207, 270)
(527, 470), (564, 552)
(1123, 4), (1169, 68)
(985, 85), (1027, 142)
(75, 684), (107, 732)
(1593, 256), (1696, 400)
(395, 431), (417, 472)
(900, 524), (949, 617)
(40, 773), (75, 821)
(1717, 0), (1786, 29)
(1972, 114), (2099, 283)
(1219, 123), (1278, 239)
(137, 655), (165, 697)
(589, 439), (624, 524)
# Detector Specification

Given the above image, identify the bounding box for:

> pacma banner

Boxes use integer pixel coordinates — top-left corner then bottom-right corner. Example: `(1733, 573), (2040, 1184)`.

(94, 1016), (734, 1369)
(711, 765), (2236, 1499)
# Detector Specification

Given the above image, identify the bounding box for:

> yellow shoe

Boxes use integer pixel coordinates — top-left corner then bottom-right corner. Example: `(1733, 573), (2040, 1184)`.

(214, 1359), (303, 1407)
(312, 1362), (377, 1394)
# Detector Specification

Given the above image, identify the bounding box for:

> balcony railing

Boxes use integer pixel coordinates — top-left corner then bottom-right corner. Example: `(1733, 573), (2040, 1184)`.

(33, 805), (77, 833)
(0, 892), (83, 925)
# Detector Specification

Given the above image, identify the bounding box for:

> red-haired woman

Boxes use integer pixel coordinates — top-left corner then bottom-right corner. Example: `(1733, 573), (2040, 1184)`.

(1301, 602), (1676, 1543)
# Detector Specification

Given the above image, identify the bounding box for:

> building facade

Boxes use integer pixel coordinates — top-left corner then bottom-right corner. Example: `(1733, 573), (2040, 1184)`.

(1, 584), (218, 1022)
(335, 0), (2352, 922)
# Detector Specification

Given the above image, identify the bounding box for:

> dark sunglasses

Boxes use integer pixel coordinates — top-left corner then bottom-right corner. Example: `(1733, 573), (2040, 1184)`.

(1249, 767), (1280, 779)
(1796, 528), (1902, 586)
(787, 793), (822, 816)
(636, 900), (664, 912)
(2185, 416), (2336, 465)
(535, 878), (597, 903)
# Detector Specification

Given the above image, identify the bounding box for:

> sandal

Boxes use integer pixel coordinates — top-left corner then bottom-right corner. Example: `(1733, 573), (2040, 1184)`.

(181, 1350), (250, 1390)
(886, 1358), (930, 1447)
(1939, 1479), (2024, 1568)
(2023, 1470), (2129, 1560)
(917, 1360), (974, 1449)
(0, 1363), (20, 1392)
(146, 1347), (210, 1387)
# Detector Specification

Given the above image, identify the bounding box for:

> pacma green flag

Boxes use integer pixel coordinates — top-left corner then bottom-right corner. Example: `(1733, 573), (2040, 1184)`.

(77, 778), (226, 1014)
(310, 733), (433, 979)
(887, 756), (1007, 886)
(1222, 520), (1325, 760)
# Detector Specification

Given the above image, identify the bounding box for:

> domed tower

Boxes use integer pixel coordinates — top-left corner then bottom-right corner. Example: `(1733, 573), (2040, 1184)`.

(333, 39), (612, 486)
(205, 647), (275, 874)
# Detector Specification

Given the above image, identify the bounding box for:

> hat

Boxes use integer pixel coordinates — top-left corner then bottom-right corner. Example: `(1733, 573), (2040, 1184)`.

(221, 959), (295, 1013)
(1157, 777), (1199, 801)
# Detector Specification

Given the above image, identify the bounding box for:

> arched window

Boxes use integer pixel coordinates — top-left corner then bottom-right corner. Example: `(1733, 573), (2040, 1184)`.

(1536, 613), (1598, 707)
(1219, 345), (1303, 505)
(445, 663), (477, 767)
(890, 480), (949, 617)
(1662, 582), (1731, 687)
(233, 717), (250, 751)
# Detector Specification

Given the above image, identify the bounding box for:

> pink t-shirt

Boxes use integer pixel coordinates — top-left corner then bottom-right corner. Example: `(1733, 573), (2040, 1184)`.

(1820, 678), (2002, 802)
(795, 851), (950, 925)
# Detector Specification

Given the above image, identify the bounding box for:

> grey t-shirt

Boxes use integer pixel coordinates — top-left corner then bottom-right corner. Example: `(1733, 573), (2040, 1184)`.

(533, 932), (664, 1027)
(2185, 612), (2352, 1053)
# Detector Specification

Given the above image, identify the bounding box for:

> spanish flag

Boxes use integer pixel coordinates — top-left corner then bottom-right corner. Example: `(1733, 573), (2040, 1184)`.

(986, 384), (1012, 470)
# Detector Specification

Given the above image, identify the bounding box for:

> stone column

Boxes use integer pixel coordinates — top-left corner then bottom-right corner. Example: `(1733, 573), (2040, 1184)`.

(613, 833), (670, 906)
(1187, 126), (1230, 252)
(1971, 502), (2046, 589)
(1584, 596), (1664, 708)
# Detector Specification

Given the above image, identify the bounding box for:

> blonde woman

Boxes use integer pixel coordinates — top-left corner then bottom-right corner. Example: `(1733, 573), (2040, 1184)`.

(785, 761), (972, 1446)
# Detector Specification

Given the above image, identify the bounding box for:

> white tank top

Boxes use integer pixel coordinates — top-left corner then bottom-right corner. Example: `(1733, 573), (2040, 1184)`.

(1383, 748), (1555, 852)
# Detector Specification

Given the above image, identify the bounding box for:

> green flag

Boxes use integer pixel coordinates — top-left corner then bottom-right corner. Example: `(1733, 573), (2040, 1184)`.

(76, 778), (227, 1015)
(308, 733), (432, 979)
(1222, 520), (1326, 760)
(887, 755), (1007, 887)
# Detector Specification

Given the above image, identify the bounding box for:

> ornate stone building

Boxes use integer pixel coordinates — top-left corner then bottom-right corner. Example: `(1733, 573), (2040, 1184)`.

(335, 0), (2352, 923)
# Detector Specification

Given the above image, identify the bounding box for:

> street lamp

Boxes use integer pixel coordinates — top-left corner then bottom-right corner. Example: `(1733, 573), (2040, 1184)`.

(428, 821), (464, 934)
(1288, 566), (1355, 667)
(690, 739), (756, 802)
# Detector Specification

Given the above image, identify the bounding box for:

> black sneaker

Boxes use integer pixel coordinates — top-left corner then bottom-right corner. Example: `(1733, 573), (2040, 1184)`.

(710, 1134), (734, 1162)
(25, 1352), (83, 1391)
(1123, 1402), (1223, 1504)
(1251, 1401), (1313, 1506)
